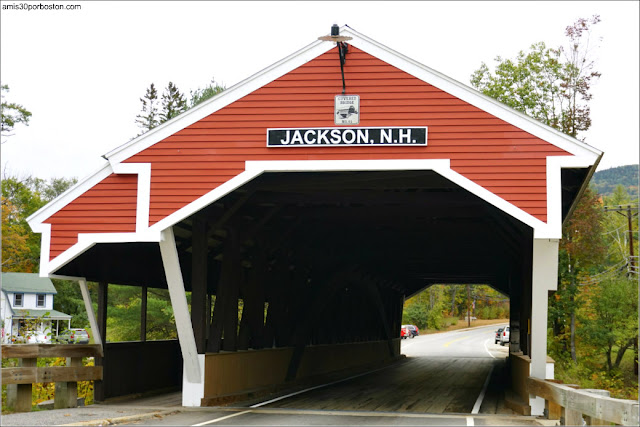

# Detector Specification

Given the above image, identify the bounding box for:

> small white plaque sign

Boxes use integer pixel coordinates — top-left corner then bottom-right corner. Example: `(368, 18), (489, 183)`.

(335, 95), (360, 125)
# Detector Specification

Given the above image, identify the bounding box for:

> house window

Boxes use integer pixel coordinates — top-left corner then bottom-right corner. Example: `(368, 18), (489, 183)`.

(14, 293), (24, 307)
(37, 294), (46, 307)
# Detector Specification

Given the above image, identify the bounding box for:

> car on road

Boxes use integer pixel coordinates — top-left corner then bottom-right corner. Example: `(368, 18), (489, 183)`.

(403, 324), (419, 337)
(495, 327), (504, 344)
(401, 325), (412, 339)
(500, 326), (510, 346)
(57, 328), (90, 344)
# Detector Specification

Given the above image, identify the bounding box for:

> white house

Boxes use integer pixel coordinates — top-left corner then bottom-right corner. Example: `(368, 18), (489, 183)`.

(1, 272), (72, 343)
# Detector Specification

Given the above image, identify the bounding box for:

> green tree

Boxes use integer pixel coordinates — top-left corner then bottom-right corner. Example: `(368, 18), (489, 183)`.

(52, 279), (93, 329)
(471, 15), (601, 139)
(105, 285), (177, 342)
(578, 274), (638, 372)
(1, 196), (32, 271)
(1, 175), (77, 272)
(160, 81), (188, 123)
(135, 83), (160, 133)
(190, 77), (225, 108)
(1, 84), (32, 142)
(550, 188), (606, 362)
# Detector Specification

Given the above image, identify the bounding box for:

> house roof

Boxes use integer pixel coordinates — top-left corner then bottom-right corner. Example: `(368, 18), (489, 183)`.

(12, 309), (72, 320)
(1, 272), (58, 294)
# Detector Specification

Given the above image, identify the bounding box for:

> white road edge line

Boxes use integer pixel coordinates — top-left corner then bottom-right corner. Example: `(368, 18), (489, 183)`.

(466, 415), (475, 426)
(471, 364), (494, 414)
(401, 337), (419, 350)
(483, 337), (496, 359)
(192, 410), (252, 426)
(249, 364), (394, 408)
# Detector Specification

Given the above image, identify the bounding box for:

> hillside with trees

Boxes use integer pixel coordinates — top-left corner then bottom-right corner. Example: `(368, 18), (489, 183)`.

(591, 164), (639, 198)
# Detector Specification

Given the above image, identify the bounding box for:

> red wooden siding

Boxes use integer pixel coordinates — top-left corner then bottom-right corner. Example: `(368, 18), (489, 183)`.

(44, 45), (569, 259)
(44, 174), (138, 260)
(126, 46), (565, 225)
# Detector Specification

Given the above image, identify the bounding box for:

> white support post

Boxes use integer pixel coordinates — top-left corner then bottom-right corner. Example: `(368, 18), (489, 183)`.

(530, 238), (559, 415)
(159, 227), (204, 406)
(79, 278), (103, 348)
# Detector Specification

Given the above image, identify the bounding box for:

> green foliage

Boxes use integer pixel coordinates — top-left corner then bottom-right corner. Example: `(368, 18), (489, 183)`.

(160, 81), (188, 123)
(591, 165), (639, 199)
(578, 274), (638, 372)
(403, 284), (508, 330)
(550, 188), (606, 360)
(135, 83), (160, 132)
(1, 84), (32, 142)
(134, 78), (225, 137)
(1, 175), (77, 272)
(601, 185), (638, 272)
(52, 279), (93, 329)
(471, 15), (601, 139)
(106, 285), (177, 342)
(190, 78), (225, 108)
(548, 186), (637, 397)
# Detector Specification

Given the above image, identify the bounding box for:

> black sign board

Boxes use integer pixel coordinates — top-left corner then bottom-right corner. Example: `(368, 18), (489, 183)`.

(267, 127), (428, 147)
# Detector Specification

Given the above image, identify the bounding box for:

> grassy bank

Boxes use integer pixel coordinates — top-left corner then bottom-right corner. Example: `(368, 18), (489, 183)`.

(420, 317), (508, 335)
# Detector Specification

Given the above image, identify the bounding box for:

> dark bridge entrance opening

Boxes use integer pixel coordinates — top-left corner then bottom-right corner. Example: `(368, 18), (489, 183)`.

(58, 169), (533, 407)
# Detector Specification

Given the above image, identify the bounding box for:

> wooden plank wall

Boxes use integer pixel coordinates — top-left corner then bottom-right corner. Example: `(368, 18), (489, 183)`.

(45, 174), (138, 259)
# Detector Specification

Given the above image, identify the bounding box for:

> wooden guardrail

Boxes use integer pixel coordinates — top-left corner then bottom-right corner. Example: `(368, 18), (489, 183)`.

(2, 344), (103, 412)
(528, 377), (639, 426)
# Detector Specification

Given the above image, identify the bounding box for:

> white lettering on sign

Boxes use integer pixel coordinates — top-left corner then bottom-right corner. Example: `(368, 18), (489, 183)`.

(268, 127), (428, 147)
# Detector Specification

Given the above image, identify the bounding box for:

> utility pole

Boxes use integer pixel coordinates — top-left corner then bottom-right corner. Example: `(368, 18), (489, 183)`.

(603, 204), (638, 275)
(603, 203), (638, 374)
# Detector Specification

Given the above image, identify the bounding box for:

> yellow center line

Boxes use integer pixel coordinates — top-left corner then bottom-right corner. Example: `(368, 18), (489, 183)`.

(443, 335), (471, 347)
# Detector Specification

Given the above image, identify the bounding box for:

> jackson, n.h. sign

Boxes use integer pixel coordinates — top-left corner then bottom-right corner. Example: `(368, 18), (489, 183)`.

(267, 127), (428, 147)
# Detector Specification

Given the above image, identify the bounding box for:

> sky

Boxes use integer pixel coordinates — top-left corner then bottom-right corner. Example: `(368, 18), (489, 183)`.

(1, 1), (638, 181)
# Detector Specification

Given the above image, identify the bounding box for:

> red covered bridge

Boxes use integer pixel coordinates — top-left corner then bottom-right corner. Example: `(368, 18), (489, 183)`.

(28, 26), (601, 413)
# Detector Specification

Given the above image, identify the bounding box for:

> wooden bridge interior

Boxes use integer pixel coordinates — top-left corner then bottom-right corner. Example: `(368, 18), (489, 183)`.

(54, 169), (579, 400)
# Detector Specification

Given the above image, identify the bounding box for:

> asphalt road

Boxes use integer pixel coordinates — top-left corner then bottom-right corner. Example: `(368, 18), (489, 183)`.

(115, 323), (545, 426)
(401, 323), (510, 359)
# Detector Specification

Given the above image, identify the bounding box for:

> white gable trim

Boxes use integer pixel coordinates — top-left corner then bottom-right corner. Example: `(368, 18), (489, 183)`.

(38, 157), (578, 276)
(545, 156), (597, 238)
(111, 163), (151, 232)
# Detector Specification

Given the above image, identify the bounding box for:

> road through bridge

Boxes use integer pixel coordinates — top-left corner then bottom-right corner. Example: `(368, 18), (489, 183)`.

(83, 325), (550, 426)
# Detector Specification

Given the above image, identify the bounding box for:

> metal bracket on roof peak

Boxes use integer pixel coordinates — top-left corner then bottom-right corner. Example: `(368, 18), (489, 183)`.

(318, 25), (352, 95)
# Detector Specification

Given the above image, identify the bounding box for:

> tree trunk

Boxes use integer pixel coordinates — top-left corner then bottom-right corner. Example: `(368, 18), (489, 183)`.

(613, 338), (635, 370)
(570, 311), (577, 362)
(606, 344), (613, 372)
(450, 287), (457, 316)
(571, 312), (577, 362)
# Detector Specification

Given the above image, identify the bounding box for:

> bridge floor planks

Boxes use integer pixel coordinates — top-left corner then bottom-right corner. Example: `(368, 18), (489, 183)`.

(264, 356), (503, 414)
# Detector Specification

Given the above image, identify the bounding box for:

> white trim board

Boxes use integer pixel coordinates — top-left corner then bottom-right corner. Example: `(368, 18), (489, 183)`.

(34, 157), (584, 276)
